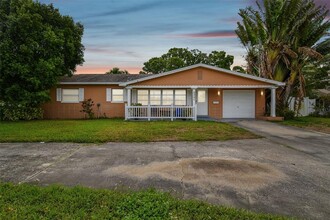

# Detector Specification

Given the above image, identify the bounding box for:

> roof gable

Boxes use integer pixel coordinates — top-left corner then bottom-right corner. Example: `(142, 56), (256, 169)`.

(120, 64), (285, 87)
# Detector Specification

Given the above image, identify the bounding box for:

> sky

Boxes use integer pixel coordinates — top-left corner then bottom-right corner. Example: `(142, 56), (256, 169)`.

(39, 0), (330, 74)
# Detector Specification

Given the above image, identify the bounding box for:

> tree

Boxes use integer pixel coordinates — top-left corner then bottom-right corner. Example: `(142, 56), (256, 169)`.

(236, 0), (330, 112)
(141, 48), (234, 74)
(303, 38), (330, 96)
(0, 0), (84, 120)
(106, 67), (129, 74)
(232, 66), (246, 73)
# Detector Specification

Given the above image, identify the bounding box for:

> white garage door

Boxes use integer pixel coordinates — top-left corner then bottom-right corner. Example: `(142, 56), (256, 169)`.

(223, 90), (255, 118)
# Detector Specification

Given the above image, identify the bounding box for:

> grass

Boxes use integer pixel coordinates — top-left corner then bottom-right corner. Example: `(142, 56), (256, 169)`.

(280, 116), (330, 134)
(0, 182), (290, 220)
(0, 119), (257, 143)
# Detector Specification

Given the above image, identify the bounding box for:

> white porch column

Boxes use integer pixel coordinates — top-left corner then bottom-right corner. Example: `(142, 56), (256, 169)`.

(192, 87), (197, 105)
(271, 87), (276, 117)
(127, 87), (131, 106)
(192, 87), (197, 121)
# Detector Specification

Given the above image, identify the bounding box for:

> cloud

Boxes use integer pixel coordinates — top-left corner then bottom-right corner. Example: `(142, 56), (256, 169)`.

(86, 47), (113, 54)
(173, 30), (237, 38)
(85, 1), (165, 18)
(76, 66), (142, 74)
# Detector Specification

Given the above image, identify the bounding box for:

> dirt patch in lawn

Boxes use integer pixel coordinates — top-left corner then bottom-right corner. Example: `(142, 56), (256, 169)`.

(105, 158), (286, 191)
(304, 126), (330, 134)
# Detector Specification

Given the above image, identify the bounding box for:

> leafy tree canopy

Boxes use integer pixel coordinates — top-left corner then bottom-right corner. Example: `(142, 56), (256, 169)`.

(304, 39), (330, 97)
(106, 67), (129, 74)
(232, 66), (246, 73)
(0, 0), (84, 110)
(236, 0), (330, 111)
(141, 48), (234, 74)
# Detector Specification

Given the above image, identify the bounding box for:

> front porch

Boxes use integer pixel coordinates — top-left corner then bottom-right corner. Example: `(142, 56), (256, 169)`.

(124, 86), (279, 121)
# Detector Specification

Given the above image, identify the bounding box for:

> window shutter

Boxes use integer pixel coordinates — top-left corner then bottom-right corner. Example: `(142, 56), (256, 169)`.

(78, 88), (84, 101)
(106, 88), (112, 102)
(123, 89), (127, 102)
(56, 88), (62, 101)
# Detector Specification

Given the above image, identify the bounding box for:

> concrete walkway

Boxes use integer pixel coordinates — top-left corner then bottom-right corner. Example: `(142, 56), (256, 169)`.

(1, 137), (329, 219)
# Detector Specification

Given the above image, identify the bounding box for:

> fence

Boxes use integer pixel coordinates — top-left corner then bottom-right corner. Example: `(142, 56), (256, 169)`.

(289, 97), (316, 116)
(125, 105), (197, 121)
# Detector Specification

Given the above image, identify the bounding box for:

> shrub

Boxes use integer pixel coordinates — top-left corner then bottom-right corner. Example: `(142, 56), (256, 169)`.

(131, 103), (142, 106)
(0, 101), (43, 121)
(310, 95), (330, 118)
(80, 98), (95, 119)
(277, 107), (295, 120)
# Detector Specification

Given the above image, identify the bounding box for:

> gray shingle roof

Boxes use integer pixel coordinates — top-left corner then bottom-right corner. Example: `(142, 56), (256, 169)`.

(60, 74), (148, 84)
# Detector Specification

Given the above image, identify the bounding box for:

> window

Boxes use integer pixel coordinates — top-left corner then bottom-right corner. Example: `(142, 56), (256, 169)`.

(174, 90), (186, 105)
(112, 89), (124, 102)
(62, 89), (79, 103)
(150, 90), (161, 105)
(137, 90), (149, 105)
(197, 90), (206, 103)
(136, 89), (187, 106)
(162, 90), (173, 105)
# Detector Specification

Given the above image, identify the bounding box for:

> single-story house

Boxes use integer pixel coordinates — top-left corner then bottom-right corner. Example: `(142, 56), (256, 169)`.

(43, 64), (285, 120)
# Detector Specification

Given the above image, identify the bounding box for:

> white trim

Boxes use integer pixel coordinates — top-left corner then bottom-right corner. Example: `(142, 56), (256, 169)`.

(61, 101), (80, 104)
(78, 88), (84, 101)
(106, 88), (112, 102)
(60, 82), (123, 85)
(56, 88), (62, 102)
(119, 64), (285, 86)
(60, 88), (80, 103)
(111, 88), (125, 103)
(128, 85), (278, 89)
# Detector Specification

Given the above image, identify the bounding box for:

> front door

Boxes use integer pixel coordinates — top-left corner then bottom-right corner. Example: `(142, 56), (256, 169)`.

(197, 89), (208, 116)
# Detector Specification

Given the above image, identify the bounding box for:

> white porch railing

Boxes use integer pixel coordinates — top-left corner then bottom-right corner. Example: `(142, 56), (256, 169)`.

(125, 105), (197, 121)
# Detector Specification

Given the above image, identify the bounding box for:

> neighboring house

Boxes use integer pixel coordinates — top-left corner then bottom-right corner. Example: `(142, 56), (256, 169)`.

(43, 64), (285, 120)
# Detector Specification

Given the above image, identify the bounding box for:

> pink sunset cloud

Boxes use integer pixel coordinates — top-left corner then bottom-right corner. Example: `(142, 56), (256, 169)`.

(173, 30), (237, 38)
(76, 66), (142, 74)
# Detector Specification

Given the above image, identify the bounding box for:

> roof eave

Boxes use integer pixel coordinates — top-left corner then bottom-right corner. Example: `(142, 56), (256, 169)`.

(121, 63), (286, 87)
(60, 82), (123, 85)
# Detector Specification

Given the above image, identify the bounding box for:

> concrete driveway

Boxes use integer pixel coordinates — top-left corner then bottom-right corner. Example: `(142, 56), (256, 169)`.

(232, 120), (330, 163)
(0, 122), (329, 219)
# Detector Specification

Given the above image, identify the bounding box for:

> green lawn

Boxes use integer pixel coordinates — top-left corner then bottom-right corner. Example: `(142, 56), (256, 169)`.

(0, 183), (289, 220)
(280, 116), (330, 134)
(0, 119), (257, 143)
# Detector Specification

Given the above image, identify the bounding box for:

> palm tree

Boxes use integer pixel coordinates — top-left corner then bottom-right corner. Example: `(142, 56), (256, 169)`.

(106, 67), (129, 74)
(236, 0), (330, 112)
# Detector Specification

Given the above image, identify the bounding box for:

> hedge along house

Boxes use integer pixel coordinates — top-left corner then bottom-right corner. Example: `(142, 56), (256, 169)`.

(43, 64), (285, 120)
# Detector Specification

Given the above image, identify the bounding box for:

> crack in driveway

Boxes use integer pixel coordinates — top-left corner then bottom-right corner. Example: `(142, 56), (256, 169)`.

(19, 146), (83, 184)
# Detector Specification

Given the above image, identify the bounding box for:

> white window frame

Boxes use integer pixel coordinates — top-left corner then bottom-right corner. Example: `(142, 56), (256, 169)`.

(149, 89), (161, 105)
(162, 89), (174, 106)
(111, 89), (124, 103)
(136, 89), (187, 106)
(174, 89), (187, 106)
(137, 89), (149, 105)
(61, 89), (80, 103)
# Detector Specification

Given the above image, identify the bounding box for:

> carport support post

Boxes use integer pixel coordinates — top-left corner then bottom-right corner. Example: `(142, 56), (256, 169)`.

(271, 87), (276, 117)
